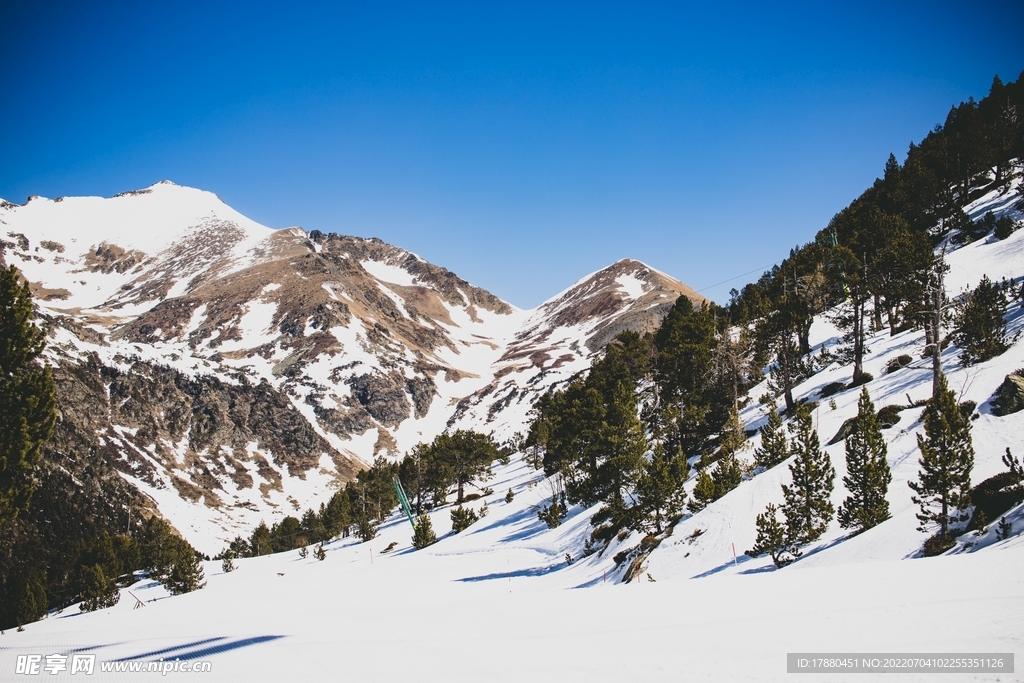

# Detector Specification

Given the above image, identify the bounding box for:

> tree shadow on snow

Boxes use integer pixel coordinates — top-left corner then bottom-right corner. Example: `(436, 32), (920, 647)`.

(456, 563), (563, 583)
(113, 635), (286, 662)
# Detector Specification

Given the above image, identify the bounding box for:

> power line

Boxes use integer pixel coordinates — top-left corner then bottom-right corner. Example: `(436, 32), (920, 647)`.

(695, 262), (778, 294)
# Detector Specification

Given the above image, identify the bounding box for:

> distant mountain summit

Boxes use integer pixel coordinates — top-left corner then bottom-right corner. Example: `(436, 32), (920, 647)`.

(0, 182), (700, 551)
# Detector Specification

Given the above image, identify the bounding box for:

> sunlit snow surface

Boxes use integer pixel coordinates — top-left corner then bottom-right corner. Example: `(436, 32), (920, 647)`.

(4, 181), (1024, 680)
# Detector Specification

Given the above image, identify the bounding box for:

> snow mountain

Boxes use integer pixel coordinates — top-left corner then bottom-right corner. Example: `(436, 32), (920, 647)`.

(0, 182), (703, 551)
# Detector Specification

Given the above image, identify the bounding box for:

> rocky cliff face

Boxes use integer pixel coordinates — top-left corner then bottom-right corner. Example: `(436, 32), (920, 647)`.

(0, 182), (702, 551)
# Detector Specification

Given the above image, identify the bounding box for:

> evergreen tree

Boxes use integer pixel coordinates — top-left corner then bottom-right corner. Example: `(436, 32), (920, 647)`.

(412, 513), (437, 549)
(221, 553), (236, 573)
(633, 443), (687, 533)
(79, 564), (120, 611)
(954, 275), (1010, 365)
(313, 543), (326, 561)
(10, 571), (47, 627)
(319, 491), (351, 539)
(450, 505), (479, 533)
(754, 405), (789, 470)
(909, 372), (974, 539)
(249, 521), (272, 556)
(687, 455), (717, 513)
(505, 488), (514, 503)
(0, 265), (56, 525)
(537, 493), (567, 529)
(712, 450), (743, 499)
(355, 515), (378, 542)
(781, 405), (835, 545)
(430, 430), (500, 504)
(161, 541), (205, 595)
(654, 298), (727, 457)
(837, 387), (892, 532)
(746, 503), (801, 568)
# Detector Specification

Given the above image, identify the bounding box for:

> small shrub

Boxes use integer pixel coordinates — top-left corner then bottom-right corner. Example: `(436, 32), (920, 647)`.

(994, 215), (1017, 240)
(921, 533), (955, 557)
(967, 470), (1024, 532)
(820, 381), (846, 398)
(885, 354), (913, 374)
(298, 546), (309, 559)
(876, 405), (904, 428)
(996, 517), (1012, 541)
(313, 543), (326, 561)
(537, 496), (566, 529)
(505, 488), (514, 503)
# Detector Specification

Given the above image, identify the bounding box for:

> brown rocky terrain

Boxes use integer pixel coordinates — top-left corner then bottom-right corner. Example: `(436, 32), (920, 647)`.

(1, 183), (702, 551)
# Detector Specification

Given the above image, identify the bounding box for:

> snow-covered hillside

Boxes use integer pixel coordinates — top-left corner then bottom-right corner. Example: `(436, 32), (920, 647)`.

(4, 182), (1024, 681)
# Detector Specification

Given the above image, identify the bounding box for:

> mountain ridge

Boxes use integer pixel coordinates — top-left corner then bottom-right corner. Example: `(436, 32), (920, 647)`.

(0, 181), (703, 550)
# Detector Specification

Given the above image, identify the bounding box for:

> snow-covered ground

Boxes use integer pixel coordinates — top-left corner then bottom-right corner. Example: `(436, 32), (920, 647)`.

(5, 182), (1024, 680)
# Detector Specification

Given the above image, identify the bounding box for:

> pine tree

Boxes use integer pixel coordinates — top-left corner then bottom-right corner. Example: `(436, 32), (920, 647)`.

(633, 443), (687, 533)
(754, 405), (788, 470)
(249, 521), (273, 556)
(746, 503), (801, 568)
(954, 275), (1010, 365)
(450, 505), (478, 533)
(313, 543), (326, 561)
(162, 541), (205, 595)
(79, 564), (120, 611)
(687, 455), (717, 513)
(11, 571), (47, 627)
(221, 553), (236, 573)
(837, 387), (892, 533)
(0, 265), (56, 524)
(505, 488), (514, 503)
(909, 372), (974, 539)
(712, 412), (744, 499)
(412, 513), (437, 549)
(712, 452), (742, 498)
(781, 405), (835, 545)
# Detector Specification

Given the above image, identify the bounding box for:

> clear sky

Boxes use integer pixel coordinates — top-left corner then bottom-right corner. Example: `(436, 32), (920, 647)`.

(2, 1), (1022, 308)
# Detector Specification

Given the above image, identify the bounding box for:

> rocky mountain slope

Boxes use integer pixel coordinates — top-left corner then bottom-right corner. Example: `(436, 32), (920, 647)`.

(0, 182), (702, 550)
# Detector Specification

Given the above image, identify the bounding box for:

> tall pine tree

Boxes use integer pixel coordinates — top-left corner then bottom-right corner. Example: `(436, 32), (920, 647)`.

(0, 265), (56, 525)
(909, 372), (974, 539)
(837, 387), (891, 532)
(781, 405), (835, 545)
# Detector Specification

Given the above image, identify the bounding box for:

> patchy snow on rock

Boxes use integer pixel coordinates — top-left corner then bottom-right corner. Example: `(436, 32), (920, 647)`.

(359, 259), (417, 286)
(615, 272), (647, 299)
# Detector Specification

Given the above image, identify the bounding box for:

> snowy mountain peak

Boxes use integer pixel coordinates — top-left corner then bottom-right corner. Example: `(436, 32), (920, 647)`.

(0, 183), (710, 550)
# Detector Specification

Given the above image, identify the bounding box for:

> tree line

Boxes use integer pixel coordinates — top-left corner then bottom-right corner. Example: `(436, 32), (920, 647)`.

(219, 429), (508, 559)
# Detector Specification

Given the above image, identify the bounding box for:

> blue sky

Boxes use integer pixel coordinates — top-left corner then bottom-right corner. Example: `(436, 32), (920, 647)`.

(2, 1), (1022, 308)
